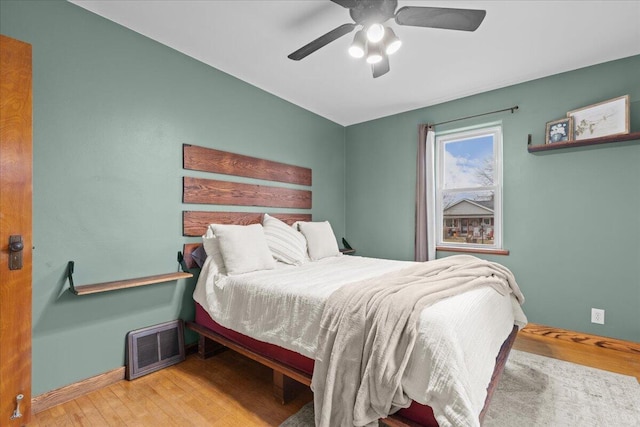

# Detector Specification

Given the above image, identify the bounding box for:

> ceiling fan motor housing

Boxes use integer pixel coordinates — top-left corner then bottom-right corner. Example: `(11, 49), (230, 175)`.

(350, 0), (398, 26)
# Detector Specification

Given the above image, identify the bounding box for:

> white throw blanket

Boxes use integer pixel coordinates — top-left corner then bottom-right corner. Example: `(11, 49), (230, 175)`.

(312, 255), (524, 427)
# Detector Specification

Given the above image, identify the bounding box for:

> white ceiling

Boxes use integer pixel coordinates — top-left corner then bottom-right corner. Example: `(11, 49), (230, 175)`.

(69, 0), (640, 126)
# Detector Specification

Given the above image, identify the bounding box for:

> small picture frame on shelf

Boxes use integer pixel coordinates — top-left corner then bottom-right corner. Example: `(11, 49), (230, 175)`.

(545, 117), (573, 144)
(567, 95), (629, 141)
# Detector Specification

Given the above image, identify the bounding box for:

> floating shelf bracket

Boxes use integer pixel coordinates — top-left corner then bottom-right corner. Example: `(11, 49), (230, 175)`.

(67, 251), (193, 296)
(177, 250), (190, 274)
(67, 260), (77, 293)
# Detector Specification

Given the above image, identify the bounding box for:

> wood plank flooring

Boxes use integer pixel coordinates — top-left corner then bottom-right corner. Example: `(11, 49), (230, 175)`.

(30, 350), (312, 426)
(30, 329), (638, 426)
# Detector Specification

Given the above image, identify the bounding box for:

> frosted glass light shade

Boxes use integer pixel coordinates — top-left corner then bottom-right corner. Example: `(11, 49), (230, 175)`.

(366, 23), (385, 43)
(348, 30), (366, 58)
(366, 43), (383, 64)
(383, 28), (402, 55)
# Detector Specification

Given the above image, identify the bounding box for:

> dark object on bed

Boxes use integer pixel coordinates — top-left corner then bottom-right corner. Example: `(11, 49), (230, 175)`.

(190, 245), (207, 269)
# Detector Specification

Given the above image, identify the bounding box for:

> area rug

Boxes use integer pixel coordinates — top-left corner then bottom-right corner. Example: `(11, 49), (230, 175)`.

(280, 350), (640, 426)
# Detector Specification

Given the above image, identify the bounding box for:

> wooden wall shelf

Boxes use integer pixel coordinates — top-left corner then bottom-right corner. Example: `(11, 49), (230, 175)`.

(67, 260), (192, 296)
(527, 131), (640, 152)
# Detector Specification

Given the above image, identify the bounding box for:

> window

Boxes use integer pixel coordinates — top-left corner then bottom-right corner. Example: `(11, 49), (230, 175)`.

(433, 124), (503, 250)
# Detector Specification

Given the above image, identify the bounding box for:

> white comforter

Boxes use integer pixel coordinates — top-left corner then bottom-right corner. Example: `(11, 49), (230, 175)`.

(193, 255), (527, 426)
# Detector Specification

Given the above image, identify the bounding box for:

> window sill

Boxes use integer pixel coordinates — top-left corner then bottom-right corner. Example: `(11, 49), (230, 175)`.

(436, 246), (510, 256)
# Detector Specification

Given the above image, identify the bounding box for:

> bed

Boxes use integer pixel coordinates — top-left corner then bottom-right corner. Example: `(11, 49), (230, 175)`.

(180, 144), (526, 427)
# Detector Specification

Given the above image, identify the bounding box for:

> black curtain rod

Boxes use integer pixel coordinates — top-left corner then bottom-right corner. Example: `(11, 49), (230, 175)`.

(428, 105), (519, 127)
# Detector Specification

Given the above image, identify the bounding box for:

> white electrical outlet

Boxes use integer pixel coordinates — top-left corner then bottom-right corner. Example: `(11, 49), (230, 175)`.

(591, 308), (605, 324)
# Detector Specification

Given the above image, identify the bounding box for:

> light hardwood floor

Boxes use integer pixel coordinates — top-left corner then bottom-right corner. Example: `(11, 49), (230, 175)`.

(30, 329), (638, 426)
(30, 350), (312, 426)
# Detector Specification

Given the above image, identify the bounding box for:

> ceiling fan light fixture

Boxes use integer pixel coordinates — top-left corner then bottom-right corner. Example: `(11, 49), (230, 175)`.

(365, 43), (383, 64)
(287, 1), (488, 79)
(348, 30), (367, 58)
(366, 23), (385, 43)
(383, 28), (402, 55)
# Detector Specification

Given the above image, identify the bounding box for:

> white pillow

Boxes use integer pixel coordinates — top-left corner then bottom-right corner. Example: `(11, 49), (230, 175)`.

(297, 221), (340, 261)
(262, 214), (308, 265)
(210, 223), (276, 275)
(202, 227), (227, 275)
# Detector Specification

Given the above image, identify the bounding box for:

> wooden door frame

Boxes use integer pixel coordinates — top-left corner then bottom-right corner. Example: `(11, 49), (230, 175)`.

(0, 34), (33, 425)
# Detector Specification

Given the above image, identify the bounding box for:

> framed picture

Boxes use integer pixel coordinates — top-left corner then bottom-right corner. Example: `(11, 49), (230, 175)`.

(567, 95), (630, 140)
(545, 117), (573, 144)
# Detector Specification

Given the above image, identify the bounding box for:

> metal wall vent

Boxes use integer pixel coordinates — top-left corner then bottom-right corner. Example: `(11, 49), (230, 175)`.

(126, 319), (185, 380)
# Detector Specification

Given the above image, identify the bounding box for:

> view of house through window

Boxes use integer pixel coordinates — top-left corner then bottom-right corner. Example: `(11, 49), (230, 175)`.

(435, 125), (502, 249)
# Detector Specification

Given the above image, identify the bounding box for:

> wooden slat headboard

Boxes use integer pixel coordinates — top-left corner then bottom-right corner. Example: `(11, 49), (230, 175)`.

(182, 212), (312, 237)
(183, 144), (311, 186)
(183, 177), (311, 209)
(182, 144), (312, 269)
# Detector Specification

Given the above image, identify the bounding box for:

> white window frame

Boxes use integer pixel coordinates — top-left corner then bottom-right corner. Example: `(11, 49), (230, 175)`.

(431, 123), (503, 251)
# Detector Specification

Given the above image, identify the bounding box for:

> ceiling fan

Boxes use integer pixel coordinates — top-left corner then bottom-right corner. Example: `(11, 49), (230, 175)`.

(288, 0), (486, 78)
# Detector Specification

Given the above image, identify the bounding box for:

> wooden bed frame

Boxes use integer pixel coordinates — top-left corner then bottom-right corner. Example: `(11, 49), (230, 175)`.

(188, 318), (517, 427)
(181, 144), (518, 426)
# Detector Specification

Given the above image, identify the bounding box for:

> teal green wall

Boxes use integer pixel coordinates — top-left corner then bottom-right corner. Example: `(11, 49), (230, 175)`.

(1, 1), (345, 395)
(2, 0), (638, 399)
(346, 55), (640, 342)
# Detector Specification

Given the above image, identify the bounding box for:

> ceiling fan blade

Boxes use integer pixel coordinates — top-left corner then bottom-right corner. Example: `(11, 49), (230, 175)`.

(331, 0), (358, 8)
(288, 23), (357, 61)
(372, 55), (390, 78)
(395, 6), (486, 32)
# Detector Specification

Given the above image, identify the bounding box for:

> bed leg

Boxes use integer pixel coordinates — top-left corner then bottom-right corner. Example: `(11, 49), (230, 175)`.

(198, 335), (226, 359)
(273, 370), (296, 404)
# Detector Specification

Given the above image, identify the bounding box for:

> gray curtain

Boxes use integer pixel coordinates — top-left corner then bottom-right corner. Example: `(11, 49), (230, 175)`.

(415, 124), (435, 261)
